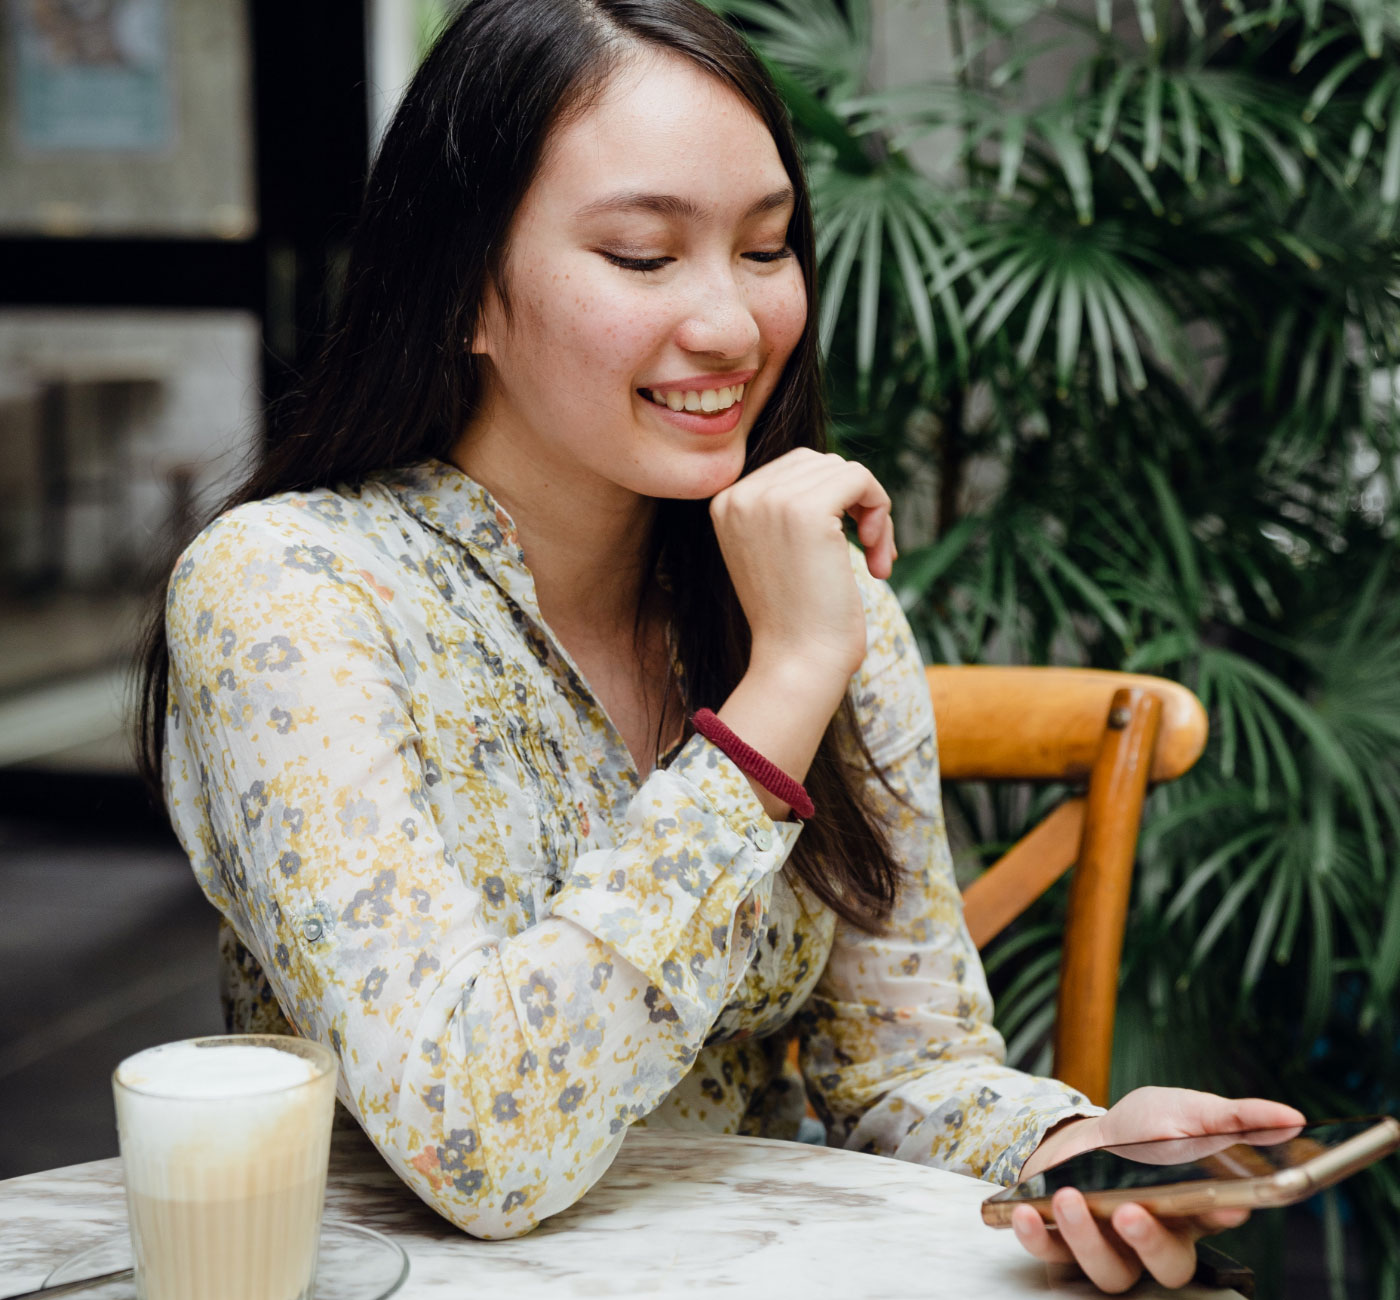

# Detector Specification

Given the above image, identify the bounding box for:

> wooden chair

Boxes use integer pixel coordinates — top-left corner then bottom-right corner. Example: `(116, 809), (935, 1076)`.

(931, 666), (1208, 1107)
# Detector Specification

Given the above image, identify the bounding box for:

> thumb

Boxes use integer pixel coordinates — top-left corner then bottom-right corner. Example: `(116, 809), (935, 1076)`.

(1185, 1093), (1306, 1135)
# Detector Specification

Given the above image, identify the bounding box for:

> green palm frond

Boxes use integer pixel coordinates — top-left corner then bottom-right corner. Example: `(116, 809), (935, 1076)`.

(811, 166), (971, 403)
(1321, 0), (1400, 58)
(729, 0), (1400, 1287)
(705, 0), (870, 101)
(945, 217), (1181, 403)
(1091, 67), (1318, 195)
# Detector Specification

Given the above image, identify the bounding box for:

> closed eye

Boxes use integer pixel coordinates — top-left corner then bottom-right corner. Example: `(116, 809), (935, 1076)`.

(744, 247), (794, 263)
(601, 252), (672, 274)
(599, 247), (795, 274)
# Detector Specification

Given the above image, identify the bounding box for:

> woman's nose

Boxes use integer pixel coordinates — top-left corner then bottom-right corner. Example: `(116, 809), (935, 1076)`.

(673, 271), (761, 358)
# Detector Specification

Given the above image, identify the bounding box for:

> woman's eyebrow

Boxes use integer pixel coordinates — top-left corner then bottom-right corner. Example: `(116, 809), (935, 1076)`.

(573, 186), (795, 222)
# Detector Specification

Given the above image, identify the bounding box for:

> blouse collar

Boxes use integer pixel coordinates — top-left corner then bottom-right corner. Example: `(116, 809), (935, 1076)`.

(382, 457), (689, 768)
(382, 457), (543, 620)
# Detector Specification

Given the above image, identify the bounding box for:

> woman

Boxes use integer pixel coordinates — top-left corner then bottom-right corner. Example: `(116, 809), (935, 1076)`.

(140, 0), (1301, 1289)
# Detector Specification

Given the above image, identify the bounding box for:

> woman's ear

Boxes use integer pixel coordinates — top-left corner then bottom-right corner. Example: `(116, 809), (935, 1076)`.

(470, 279), (505, 357)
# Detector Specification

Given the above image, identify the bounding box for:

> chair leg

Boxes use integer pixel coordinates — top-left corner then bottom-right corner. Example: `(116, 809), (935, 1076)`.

(1052, 688), (1162, 1107)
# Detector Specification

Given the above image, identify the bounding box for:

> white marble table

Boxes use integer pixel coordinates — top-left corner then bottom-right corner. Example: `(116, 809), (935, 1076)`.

(0, 1128), (1245, 1298)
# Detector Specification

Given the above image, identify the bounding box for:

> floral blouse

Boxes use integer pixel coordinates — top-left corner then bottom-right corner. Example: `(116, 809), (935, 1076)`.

(162, 458), (1101, 1239)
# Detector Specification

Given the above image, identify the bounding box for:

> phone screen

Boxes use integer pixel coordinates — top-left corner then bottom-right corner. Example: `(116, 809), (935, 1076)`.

(997, 1119), (1378, 1204)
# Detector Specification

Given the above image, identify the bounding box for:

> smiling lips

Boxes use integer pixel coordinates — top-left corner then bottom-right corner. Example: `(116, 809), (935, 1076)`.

(638, 367), (757, 419)
(642, 381), (747, 414)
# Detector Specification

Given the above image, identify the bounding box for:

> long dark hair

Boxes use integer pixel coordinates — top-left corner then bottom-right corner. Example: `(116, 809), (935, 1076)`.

(138, 0), (903, 931)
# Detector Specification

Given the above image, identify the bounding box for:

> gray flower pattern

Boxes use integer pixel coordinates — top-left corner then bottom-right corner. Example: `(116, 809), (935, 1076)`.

(163, 458), (1100, 1243)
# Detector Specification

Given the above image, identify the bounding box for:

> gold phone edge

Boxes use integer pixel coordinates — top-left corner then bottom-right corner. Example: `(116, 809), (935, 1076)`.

(981, 1116), (1400, 1229)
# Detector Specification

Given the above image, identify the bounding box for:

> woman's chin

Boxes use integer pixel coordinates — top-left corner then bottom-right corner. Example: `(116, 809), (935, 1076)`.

(635, 446), (748, 502)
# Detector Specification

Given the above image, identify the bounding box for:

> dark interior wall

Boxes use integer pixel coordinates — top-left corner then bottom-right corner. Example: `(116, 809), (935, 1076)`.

(0, 1), (374, 1174)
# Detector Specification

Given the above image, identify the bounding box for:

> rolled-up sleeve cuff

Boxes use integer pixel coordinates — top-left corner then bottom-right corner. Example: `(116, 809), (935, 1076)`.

(983, 1097), (1107, 1187)
(889, 1084), (1106, 1188)
(668, 733), (803, 855)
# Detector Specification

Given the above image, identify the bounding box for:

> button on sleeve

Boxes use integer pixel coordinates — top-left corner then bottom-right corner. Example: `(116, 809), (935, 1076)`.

(163, 506), (807, 1241)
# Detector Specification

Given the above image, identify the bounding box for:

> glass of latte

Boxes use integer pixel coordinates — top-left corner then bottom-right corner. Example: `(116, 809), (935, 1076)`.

(113, 1034), (339, 1300)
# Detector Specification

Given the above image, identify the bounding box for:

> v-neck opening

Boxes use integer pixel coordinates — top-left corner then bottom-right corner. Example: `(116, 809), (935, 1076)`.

(542, 619), (687, 789)
(385, 457), (687, 785)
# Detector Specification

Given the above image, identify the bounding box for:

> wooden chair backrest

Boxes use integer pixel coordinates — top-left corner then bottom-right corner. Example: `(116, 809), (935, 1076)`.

(929, 666), (1208, 1105)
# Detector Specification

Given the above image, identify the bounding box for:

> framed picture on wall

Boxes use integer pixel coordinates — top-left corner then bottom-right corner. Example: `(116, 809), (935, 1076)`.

(0, 0), (254, 238)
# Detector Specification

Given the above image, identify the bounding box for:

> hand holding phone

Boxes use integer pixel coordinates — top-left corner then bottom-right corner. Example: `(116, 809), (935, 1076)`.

(988, 1085), (1394, 1294)
(983, 1116), (1400, 1227)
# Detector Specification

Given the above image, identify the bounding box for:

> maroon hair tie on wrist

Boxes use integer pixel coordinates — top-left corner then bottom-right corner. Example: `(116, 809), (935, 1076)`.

(690, 708), (815, 821)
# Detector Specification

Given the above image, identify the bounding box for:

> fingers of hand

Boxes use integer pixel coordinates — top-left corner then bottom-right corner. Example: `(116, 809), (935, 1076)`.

(841, 503), (896, 579)
(714, 451), (896, 579)
(1145, 1087), (1305, 1137)
(1013, 1192), (1143, 1294)
(848, 498), (892, 555)
(880, 512), (898, 575)
(1226, 1097), (1307, 1132)
(768, 451), (888, 513)
(1009, 1206), (1074, 1265)
(851, 500), (887, 546)
(1048, 1191), (1145, 1294)
(1185, 1092), (1305, 1135)
(1108, 1204), (1203, 1290)
(718, 454), (889, 526)
(871, 513), (896, 577)
(819, 463), (892, 573)
(837, 464), (893, 519)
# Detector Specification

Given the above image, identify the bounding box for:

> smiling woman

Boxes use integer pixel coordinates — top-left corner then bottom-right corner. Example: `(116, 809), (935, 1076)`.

(133, 0), (1301, 1287)
(461, 52), (804, 509)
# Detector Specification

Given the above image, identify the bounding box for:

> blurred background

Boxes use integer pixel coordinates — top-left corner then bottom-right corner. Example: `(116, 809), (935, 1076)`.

(0, 0), (394, 1177)
(1, 1), (1397, 1296)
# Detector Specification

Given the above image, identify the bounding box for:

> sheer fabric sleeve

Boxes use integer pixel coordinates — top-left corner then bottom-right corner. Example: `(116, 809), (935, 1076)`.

(162, 509), (797, 1238)
(795, 555), (1104, 1186)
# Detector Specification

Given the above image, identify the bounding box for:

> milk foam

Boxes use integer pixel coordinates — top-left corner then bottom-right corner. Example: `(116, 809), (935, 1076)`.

(117, 1042), (317, 1098)
(115, 1041), (334, 1196)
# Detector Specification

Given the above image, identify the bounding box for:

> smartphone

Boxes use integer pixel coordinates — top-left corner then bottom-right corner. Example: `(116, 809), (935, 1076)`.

(982, 1116), (1400, 1228)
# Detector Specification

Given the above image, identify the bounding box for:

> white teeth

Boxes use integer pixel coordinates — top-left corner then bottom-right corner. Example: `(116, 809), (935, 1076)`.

(645, 382), (747, 413)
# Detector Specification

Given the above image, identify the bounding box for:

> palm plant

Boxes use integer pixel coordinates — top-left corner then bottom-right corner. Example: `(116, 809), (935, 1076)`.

(708, 1), (1400, 1294)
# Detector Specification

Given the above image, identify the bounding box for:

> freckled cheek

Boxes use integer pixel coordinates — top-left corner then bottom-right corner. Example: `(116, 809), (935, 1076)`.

(756, 276), (808, 360)
(527, 280), (667, 384)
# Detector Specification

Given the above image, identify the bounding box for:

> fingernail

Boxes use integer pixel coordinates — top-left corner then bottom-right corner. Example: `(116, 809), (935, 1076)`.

(1121, 1216), (1146, 1239)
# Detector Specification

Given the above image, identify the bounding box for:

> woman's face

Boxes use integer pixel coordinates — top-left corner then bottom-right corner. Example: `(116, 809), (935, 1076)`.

(467, 51), (808, 505)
